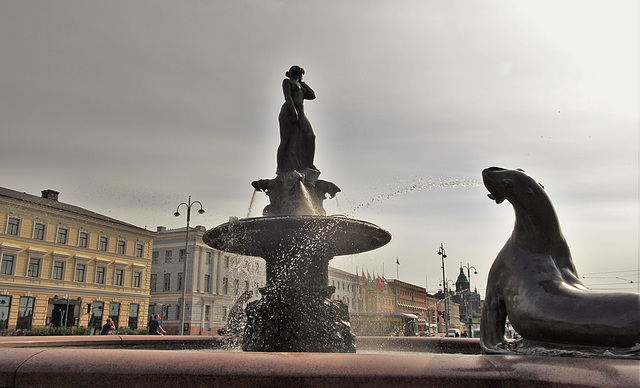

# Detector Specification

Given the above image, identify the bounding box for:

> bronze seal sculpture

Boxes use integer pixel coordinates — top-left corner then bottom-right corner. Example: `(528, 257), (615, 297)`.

(480, 167), (640, 354)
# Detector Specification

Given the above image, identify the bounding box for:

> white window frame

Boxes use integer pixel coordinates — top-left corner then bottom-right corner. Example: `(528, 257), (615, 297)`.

(33, 222), (46, 240)
(56, 226), (69, 244)
(6, 217), (21, 236)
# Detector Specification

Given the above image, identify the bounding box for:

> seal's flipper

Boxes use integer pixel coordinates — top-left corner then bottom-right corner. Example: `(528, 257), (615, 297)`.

(480, 285), (509, 353)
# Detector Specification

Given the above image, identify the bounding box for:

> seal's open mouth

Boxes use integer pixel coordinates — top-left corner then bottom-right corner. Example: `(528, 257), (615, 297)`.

(487, 193), (505, 204)
(482, 167), (507, 204)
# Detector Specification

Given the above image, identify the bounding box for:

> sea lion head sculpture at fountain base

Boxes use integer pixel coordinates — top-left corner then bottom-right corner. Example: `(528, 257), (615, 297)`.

(480, 167), (640, 354)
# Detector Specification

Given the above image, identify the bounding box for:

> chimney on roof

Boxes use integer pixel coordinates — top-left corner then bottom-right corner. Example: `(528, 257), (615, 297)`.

(41, 189), (59, 201)
(157, 226), (167, 232)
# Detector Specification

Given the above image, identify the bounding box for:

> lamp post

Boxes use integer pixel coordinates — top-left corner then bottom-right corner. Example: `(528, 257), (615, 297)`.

(437, 243), (448, 334)
(462, 263), (477, 289)
(174, 196), (205, 335)
(461, 263), (478, 336)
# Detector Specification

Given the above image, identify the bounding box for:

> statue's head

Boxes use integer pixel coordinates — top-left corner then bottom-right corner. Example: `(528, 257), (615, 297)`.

(286, 65), (304, 79)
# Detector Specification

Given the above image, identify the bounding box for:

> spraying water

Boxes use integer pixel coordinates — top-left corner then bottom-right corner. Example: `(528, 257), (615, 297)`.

(298, 181), (318, 215)
(246, 189), (258, 218)
(334, 196), (344, 215)
(347, 177), (482, 216)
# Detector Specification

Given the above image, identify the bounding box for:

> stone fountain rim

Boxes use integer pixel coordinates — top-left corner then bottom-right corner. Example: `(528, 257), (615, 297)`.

(202, 215), (392, 258)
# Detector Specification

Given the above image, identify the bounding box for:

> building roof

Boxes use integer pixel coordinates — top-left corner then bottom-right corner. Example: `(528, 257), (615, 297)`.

(455, 267), (468, 285)
(0, 186), (153, 234)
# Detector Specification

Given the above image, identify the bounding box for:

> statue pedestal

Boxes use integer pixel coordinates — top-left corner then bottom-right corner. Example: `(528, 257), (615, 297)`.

(243, 286), (355, 353)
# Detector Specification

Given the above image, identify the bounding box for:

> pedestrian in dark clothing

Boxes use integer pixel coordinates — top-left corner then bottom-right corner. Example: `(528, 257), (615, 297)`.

(101, 318), (115, 335)
(148, 314), (166, 335)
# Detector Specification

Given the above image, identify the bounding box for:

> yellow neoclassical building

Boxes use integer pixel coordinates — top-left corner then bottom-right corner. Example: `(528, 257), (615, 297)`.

(0, 187), (155, 333)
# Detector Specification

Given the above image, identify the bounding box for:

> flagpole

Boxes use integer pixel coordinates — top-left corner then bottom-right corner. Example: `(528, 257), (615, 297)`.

(396, 257), (399, 279)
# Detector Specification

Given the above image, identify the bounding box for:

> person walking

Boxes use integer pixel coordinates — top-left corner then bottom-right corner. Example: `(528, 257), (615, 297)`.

(148, 314), (166, 335)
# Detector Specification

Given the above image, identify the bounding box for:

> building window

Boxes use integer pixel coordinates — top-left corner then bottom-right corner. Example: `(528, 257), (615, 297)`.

(75, 264), (86, 282)
(204, 305), (210, 322)
(204, 274), (211, 293)
(222, 277), (228, 295)
(52, 261), (64, 280)
(117, 240), (126, 255)
(133, 272), (142, 288)
(78, 232), (89, 248)
(108, 302), (120, 328)
(33, 223), (45, 240)
(244, 280), (249, 292)
(150, 274), (157, 292)
(16, 297), (35, 330)
(128, 303), (139, 329)
(27, 258), (41, 277)
(177, 272), (184, 291)
(0, 255), (14, 275)
(0, 295), (11, 330)
(57, 227), (68, 244)
(152, 251), (159, 264)
(115, 268), (124, 286)
(162, 304), (170, 320)
(179, 249), (186, 262)
(89, 302), (104, 332)
(6, 217), (20, 236)
(233, 279), (239, 295)
(163, 273), (171, 291)
(224, 256), (229, 268)
(99, 236), (109, 251)
(96, 266), (106, 284)
(165, 250), (172, 263)
(222, 306), (228, 321)
(135, 243), (144, 257)
(206, 251), (212, 264)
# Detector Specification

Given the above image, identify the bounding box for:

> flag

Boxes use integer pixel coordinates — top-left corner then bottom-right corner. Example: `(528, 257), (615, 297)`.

(367, 271), (372, 288)
(396, 257), (400, 265)
(377, 275), (383, 291)
(382, 276), (388, 290)
(361, 271), (366, 287)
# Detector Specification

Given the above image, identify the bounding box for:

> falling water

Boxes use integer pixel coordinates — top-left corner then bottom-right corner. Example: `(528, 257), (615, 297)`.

(246, 189), (258, 218)
(298, 181), (317, 215)
(334, 196), (344, 215)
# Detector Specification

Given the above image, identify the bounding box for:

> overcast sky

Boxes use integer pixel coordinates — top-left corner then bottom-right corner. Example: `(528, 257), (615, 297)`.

(1, 1), (637, 296)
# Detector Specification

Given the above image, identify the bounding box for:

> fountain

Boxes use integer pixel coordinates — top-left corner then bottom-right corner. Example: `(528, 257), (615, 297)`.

(203, 65), (391, 352)
(1, 70), (636, 387)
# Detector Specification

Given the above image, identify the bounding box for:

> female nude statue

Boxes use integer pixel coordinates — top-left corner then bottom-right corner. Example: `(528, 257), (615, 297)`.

(276, 65), (317, 174)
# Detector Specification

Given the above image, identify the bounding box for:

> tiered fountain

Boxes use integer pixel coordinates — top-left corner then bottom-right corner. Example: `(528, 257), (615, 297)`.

(1, 66), (637, 387)
(203, 65), (391, 352)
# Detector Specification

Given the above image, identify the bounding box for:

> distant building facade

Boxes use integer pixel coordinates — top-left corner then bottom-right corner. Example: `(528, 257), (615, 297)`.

(328, 266), (362, 313)
(0, 187), (155, 333)
(452, 266), (483, 335)
(150, 226), (265, 335)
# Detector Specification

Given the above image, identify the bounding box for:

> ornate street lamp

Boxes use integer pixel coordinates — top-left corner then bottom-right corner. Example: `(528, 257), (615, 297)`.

(462, 263), (478, 289)
(461, 262), (478, 336)
(174, 196), (205, 335)
(437, 243), (449, 334)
